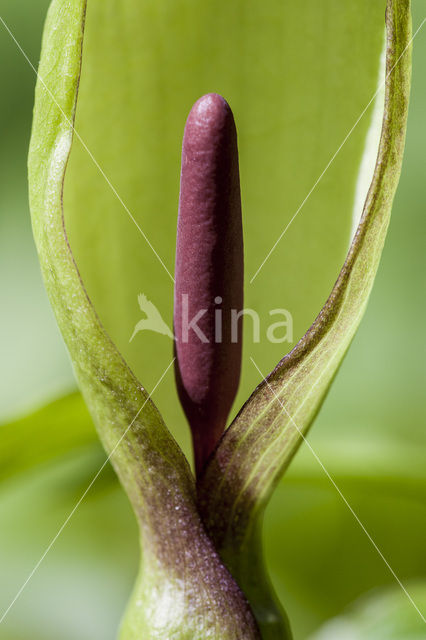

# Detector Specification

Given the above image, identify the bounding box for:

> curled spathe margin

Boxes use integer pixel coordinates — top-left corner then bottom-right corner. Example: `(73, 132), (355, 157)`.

(28, 0), (259, 638)
(197, 0), (411, 636)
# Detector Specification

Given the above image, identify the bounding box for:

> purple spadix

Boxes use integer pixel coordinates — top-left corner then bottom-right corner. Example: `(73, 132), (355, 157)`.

(174, 93), (244, 477)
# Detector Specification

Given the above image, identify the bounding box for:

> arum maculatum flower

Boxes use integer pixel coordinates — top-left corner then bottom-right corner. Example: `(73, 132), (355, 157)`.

(174, 93), (244, 477)
(28, 0), (411, 638)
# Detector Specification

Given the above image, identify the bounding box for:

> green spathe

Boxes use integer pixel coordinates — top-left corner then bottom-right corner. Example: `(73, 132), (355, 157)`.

(28, 1), (259, 638)
(63, 0), (387, 454)
(198, 2), (412, 636)
(28, 0), (411, 638)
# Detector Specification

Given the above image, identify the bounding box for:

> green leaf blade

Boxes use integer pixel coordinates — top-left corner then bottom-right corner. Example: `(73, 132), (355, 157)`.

(0, 392), (97, 484)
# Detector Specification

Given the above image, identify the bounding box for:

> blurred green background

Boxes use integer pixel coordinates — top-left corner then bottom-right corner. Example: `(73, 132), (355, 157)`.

(0, 1), (425, 639)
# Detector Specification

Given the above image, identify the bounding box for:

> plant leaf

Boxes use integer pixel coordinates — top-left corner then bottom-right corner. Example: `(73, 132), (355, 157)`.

(310, 583), (426, 640)
(0, 392), (98, 483)
(28, 1), (259, 637)
(0, 0), (76, 423)
(0, 452), (138, 640)
(197, 1), (412, 636)
(265, 434), (426, 637)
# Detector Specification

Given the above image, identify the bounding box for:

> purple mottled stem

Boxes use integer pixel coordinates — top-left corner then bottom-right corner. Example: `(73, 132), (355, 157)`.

(174, 93), (244, 477)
